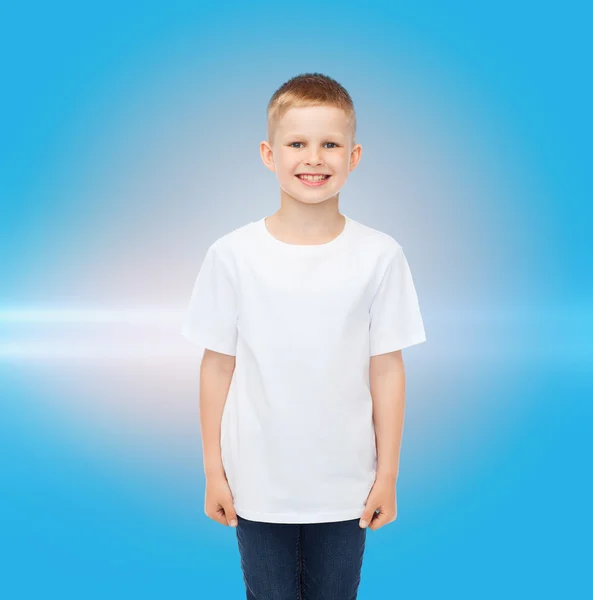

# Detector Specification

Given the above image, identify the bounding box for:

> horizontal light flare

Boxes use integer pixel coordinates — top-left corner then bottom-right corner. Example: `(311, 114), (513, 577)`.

(0, 308), (184, 324)
(0, 341), (195, 360)
(0, 306), (591, 323)
(0, 306), (589, 364)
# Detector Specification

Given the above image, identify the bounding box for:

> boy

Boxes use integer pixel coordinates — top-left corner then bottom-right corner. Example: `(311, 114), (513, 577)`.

(182, 72), (426, 599)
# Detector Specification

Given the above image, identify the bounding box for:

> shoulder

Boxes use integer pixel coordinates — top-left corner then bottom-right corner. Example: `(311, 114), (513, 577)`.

(201, 220), (260, 285)
(348, 217), (403, 259)
(207, 220), (256, 258)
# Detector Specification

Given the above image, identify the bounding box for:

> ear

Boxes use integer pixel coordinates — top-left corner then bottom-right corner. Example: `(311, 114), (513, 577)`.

(349, 143), (362, 171)
(260, 140), (276, 172)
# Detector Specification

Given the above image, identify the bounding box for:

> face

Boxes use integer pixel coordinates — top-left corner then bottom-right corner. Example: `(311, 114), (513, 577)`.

(260, 105), (362, 206)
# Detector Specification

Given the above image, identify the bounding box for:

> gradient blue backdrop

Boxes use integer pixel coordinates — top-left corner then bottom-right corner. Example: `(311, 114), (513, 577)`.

(1, 1), (591, 598)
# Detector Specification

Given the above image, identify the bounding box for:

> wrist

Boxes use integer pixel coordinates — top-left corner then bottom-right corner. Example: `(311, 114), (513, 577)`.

(204, 464), (226, 479)
(376, 471), (398, 483)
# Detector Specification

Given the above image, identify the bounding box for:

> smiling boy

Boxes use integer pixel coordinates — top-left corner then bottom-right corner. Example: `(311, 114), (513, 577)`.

(182, 72), (426, 599)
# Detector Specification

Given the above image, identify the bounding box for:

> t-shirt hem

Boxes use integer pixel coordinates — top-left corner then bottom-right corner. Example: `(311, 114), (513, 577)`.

(180, 328), (237, 356)
(370, 331), (427, 356)
(234, 505), (365, 524)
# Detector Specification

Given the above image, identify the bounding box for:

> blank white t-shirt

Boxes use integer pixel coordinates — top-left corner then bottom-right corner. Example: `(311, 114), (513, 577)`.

(181, 214), (427, 524)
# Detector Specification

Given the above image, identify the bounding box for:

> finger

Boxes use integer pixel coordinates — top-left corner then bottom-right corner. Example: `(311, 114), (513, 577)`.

(359, 508), (378, 529)
(213, 505), (231, 526)
(205, 503), (231, 526)
(223, 503), (238, 527)
(369, 509), (391, 531)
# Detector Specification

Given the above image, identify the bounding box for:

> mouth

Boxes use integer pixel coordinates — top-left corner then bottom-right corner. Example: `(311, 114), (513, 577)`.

(295, 174), (332, 187)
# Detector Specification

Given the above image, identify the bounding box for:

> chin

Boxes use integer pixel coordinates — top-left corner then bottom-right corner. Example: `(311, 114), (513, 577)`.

(297, 195), (340, 206)
(279, 180), (342, 203)
(300, 197), (331, 205)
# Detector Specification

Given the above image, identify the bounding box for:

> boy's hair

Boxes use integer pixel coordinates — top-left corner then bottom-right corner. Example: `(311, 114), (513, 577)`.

(267, 72), (356, 147)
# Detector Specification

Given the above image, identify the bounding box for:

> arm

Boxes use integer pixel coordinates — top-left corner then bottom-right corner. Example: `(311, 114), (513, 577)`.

(200, 349), (236, 479)
(369, 349), (406, 483)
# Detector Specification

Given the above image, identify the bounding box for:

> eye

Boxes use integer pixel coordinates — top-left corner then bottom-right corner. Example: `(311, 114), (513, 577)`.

(288, 142), (339, 148)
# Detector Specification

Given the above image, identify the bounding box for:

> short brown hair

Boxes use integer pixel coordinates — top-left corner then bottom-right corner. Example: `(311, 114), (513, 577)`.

(267, 72), (356, 146)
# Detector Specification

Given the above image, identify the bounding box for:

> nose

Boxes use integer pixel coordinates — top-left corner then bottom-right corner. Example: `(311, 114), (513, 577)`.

(305, 151), (323, 166)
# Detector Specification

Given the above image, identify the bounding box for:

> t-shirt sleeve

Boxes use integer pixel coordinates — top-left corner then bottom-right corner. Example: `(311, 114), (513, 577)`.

(369, 246), (427, 356)
(181, 243), (239, 356)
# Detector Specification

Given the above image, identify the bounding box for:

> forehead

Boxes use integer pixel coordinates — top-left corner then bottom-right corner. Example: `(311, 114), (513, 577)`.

(276, 105), (350, 136)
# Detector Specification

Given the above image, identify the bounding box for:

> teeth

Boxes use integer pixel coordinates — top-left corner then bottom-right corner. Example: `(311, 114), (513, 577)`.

(298, 175), (328, 181)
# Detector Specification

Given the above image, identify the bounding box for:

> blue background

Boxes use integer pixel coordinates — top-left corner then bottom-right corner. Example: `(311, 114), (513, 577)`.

(1, 1), (591, 598)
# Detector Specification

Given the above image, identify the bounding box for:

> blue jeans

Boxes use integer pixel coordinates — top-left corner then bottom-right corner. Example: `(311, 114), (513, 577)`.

(235, 514), (367, 600)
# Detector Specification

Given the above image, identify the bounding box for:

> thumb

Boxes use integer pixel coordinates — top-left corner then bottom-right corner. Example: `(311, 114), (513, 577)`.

(223, 502), (238, 527)
(359, 502), (377, 529)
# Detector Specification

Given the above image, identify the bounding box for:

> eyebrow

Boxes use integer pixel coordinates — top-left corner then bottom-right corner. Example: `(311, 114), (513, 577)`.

(282, 132), (346, 138)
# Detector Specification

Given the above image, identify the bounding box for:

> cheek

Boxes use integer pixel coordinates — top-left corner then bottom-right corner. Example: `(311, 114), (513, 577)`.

(328, 153), (349, 170)
(275, 153), (298, 173)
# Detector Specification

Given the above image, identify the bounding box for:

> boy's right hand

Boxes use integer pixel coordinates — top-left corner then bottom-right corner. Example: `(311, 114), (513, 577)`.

(204, 473), (238, 527)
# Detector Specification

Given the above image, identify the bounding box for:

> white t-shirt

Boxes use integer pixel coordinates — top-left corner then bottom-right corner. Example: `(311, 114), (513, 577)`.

(181, 214), (427, 524)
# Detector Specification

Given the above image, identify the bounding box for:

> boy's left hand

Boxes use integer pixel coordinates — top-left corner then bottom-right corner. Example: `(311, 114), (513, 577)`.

(359, 476), (397, 530)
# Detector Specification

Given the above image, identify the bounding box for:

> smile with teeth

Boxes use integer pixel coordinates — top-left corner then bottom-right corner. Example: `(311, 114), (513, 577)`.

(297, 173), (331, 187)
(297, 174), (330, 180)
